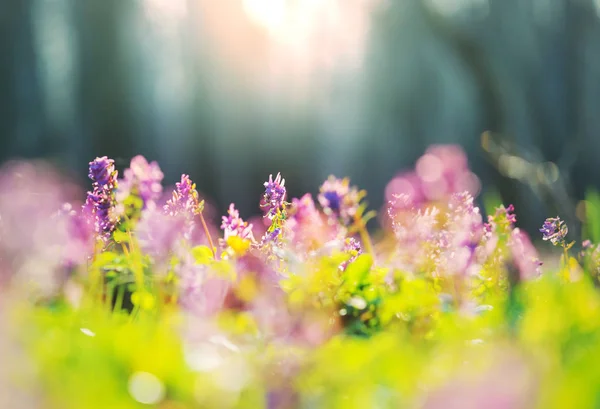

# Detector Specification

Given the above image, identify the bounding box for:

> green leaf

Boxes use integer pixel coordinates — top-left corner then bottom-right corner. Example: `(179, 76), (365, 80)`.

(92, 251), (119, 268)
(344, 253), (373, 288)
(113, 230), (129, 244)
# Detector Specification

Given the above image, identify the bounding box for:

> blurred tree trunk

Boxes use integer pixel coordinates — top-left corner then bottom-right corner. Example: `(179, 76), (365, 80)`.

(0, 0), (45, 163)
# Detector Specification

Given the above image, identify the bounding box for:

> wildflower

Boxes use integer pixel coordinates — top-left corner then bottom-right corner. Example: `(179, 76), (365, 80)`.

(57, 203), (95, 269)
(339, 237), (362, 271)
(539, 216), (568, 246)
(284, 194), (337, 254)
(164, 174), (202, 216)
(261, 228), (282, 245)
(290, 193), (319, 222)
(175, 251), (229, 316)
(85, 157), (118, 238)
(318, 176), (362, 224)
(262, 173), (286, 219)
(510, 228), (543, 280)
(221, 203), (254, 242)
(0, 161), (84, 297)
(484, 204), (516, 235)
(504, 204), (517, 224)
(447, 192), (484, 248)
(88, 156), (117, 188)
(117, 155), (164, 208)
(384, 145), (480, 206)
(136, 207), (187, 265)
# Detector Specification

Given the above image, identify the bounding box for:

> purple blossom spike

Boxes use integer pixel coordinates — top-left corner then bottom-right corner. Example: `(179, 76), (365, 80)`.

(117, 155), (164, 208)
(539, 216), (568, 246)
(262, 173), (286, 219)
(318, 176), (361, 224)
(221, 203), (255, 242)
(85, 157), (118, 238)
(164, 174), (202, 216)
(88, 156), (116, 188)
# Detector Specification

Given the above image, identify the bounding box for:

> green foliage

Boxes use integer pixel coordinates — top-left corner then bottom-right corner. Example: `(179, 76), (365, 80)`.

(585, 189), (600, 243)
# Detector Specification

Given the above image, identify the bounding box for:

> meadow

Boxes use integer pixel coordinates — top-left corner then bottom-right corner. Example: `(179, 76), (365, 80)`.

(1, 145), (599, 409)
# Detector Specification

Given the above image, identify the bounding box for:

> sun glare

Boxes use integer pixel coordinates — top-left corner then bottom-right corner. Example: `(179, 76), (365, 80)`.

(242, 0), (287, 32)
(240, 0), (377, 80)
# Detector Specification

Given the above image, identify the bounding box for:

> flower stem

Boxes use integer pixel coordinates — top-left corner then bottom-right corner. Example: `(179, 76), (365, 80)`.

(354, 214), (375, 258)
(199, 211), (217, 259)
(562, 245), (570, 281)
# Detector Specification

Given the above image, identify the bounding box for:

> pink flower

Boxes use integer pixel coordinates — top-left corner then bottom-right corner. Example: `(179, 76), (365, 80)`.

(510, 228), (543, 280)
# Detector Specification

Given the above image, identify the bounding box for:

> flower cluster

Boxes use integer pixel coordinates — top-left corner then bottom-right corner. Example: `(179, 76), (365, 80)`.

(318, 176), (362, 225)
(221, 203), (255, 243)
(3, 146), (600, 409)
(117, 155), (164, 209)
(386, 145), (480, 209)
(539, 216), (569, 246)
(262, 173), (287, 219)
(164, 174), (203, 216)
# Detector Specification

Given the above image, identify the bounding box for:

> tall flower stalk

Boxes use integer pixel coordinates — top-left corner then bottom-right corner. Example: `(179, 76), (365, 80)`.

(165, 174), (216, 259)
(84, 156), (118, 242)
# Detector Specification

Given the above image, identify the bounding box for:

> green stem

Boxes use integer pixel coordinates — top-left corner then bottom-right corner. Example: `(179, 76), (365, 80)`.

(114, 283), (126, 314)
(106, 283), (115, 312)
(563, 245), (570, 281)
(354, 214), (375, 258)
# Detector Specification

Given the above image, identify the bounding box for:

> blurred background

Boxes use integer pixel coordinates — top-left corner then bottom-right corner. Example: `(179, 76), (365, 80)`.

(2, 0), (600, 237)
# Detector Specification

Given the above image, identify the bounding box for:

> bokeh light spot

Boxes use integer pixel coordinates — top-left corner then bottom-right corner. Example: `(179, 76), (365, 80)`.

(79, 328), (95, 337)
(416, 153), (444, 183)
(128, 372), (166, 405)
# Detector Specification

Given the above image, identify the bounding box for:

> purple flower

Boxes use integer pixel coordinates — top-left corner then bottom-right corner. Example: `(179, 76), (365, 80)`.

(262, 173), (286, 219)
(483, 204), (517, 239)
(291, 193), (319, 222)
(510, 228), (543, 280)
(447, 192), (483, 247)
(261, 228), (282, 244)
(384, 145), (480, 207)
(284, 194), (338, 254)
(318, 176), (361, 224)
(539, 216), (568, 246)
(0, 161), (85, 296)
(221, 203), (254, 242)
(164, 174), (202, 216)
(136, 207), (187, 265)
(339, 237), (362, 271)
(88, 156), (116, 188)
(117, 155), (164, 208)
(504, 204), (517, 224)
(176, 253), (230, 316)
(55, 203), (95, 269)
(85, 157), (118, 238)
